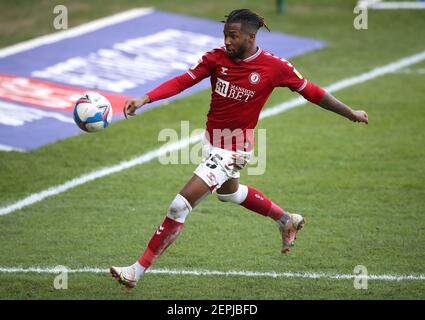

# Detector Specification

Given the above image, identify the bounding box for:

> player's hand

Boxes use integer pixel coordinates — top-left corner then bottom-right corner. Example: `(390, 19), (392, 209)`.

(350, 110), (368, 124)
(231, 154), (249, 170)
(123, 95), (150, 119)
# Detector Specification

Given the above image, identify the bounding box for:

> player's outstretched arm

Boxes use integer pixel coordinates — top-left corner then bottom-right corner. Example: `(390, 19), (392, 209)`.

(123, 95), (150, 119)
(318, 91), (368, 124)
(291, 77), (367, 124)
(123, 72), (199, 119)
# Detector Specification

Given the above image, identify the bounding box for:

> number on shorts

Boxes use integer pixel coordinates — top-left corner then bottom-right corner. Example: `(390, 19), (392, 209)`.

(205, 153), (223, 169)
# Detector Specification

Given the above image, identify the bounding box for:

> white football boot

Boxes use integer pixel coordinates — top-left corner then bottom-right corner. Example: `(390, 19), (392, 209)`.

(109, 266), (138, 289)
(278, 213), (305, 253)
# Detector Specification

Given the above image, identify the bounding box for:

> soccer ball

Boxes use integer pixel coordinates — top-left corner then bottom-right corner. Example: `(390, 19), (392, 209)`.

(73, 92), (113, 132)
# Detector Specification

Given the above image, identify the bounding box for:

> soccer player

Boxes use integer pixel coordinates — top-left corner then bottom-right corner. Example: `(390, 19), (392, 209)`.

(110, 9), (368, 288)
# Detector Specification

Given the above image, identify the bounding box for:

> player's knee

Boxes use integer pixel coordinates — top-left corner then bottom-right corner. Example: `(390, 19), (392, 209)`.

(167, 194), (192, 223)
(217, 184), (248, 204)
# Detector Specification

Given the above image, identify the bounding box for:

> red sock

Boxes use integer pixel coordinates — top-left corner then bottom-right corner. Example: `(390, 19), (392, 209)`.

(241, 186), (285, 220)
(138, 217), (183, 269)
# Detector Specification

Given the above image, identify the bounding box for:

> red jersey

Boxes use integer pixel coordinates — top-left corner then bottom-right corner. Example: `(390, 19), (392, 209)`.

(147, 46), (324, 152)
(187, 47), (307, 151)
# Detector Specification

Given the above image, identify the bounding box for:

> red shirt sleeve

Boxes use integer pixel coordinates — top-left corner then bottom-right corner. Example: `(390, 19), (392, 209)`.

(186, 49), (216, 81)
(298, 81), (325, 105)
(146, 73), (197, 102)
(271, 56), (325, 104)
(146, 50), (217, 102)
(272, 57), (307, 92)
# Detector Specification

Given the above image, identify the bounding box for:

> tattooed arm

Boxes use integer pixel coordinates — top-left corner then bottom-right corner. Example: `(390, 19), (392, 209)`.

(318, 91), (368, 124)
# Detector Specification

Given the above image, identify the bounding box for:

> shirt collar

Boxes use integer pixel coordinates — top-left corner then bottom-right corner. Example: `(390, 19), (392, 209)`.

(243, 47), (262, 62)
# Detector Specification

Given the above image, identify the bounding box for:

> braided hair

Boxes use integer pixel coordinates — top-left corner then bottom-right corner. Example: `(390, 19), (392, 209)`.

(222, 9), (270, 33)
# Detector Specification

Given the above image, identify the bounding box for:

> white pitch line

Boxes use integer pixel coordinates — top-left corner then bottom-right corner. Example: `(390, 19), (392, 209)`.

(0, 8), (154, 58)
(1, 49), (425, 216)
(0, 132), (203, 216)
(0, 266), (424, 282)
(357, 0), (425, 10)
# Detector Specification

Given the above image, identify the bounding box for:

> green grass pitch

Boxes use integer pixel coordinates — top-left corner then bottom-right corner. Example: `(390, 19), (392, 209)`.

(0, 0), (424, 299)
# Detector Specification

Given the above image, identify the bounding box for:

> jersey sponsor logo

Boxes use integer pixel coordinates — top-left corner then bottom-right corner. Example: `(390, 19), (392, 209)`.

(249, 72), (261, 84)
(227, 84), (255, 102)
(215, 77), (230, 97)
(215, 77), (256, 102)
(220, 67), (229, 75)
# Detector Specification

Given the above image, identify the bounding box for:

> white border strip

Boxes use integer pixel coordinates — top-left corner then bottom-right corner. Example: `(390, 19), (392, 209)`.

(0, 266), (424, 282)
(357, 0), (383, 9)
(371, 2), (425, 9)
(0, 144), (24, 152)
(358, 0), (425, 9)
(1, 49), (425, 216)
(0, 8), (154, 58)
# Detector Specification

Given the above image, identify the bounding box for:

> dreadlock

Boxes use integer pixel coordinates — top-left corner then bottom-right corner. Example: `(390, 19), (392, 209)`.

(222, 9), (270, 33)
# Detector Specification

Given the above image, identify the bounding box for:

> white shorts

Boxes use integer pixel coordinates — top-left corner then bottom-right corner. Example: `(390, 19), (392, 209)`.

(194, 136), (253, 192)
